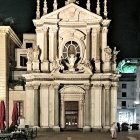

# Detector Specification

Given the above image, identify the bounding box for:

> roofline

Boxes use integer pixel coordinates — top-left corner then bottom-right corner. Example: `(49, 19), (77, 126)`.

(0, 26), (22, 47)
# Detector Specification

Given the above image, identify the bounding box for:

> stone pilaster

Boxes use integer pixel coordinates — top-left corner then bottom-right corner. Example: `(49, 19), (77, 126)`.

(53, 84), (60, 132)
(91, 84), (102, 129)
(110, 84), (118, 124)
(101, 26), (108, 60)
(79, 99), (84, 128)
(104, 84), (111, 128)
(91, 27), (100, 72)
(41, 26), (49, 72)
(36, 27), (44, 61)
(40, 83), (50, 128)
(60, 98), (65, 128)
(49, 28), (58, 63)
(86, 29), (91, 60)
(101, 20), (111, 72)
(83, 84), (91, 132)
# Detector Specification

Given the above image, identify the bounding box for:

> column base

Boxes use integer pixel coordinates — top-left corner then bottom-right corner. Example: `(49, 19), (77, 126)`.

(91, 126), (102, 132)
(83, 126), (91, 132)
(102, 126), (110, 132)
(53, 126), (60, 132)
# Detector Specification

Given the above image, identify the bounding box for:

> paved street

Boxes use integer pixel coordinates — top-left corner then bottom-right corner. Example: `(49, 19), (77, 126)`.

(34, 130), (140, 140)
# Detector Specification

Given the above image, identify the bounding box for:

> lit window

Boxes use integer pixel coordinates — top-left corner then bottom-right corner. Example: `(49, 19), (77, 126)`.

(26, 43), (32, 48)
(20, 55), (27, 67)
(122, 92), (126, 97)
(63, 41), (80, 59)
(122, 84), (127, 89)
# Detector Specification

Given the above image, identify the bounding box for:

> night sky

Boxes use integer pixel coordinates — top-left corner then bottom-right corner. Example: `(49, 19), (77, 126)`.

(0, 0), (140, 61)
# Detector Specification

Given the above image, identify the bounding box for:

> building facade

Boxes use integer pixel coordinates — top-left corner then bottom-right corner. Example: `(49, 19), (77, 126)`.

(117, 58), (140, 125)
(117, 74), (136, 124)
(0, 0), (119, 132)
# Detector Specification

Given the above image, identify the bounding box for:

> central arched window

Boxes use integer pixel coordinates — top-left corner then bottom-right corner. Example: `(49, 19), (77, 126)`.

(63, 41), (80, 58)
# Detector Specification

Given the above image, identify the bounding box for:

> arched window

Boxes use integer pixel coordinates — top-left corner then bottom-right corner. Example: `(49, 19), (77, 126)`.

(63, 41), (80, 58)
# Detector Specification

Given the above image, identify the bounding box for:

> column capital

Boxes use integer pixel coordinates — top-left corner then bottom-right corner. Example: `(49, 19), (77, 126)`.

(84, 84), (90, 90)
(35, 27), (43, 33)
(111, 84), (118, 89)
(102, 26), (108, 33)
(25, 84), (33, 90)
(104, 84), (111, 90)
(53, 83), (60, 90)
(86, 28), (91, 33)
(92, 84), (103, 88)
(33, 84), (40, 90)
(43, 26), (48, 31)
(49, 27), (58, 33)
(92, 28), (97, 34)
(40, 83), (50, 88)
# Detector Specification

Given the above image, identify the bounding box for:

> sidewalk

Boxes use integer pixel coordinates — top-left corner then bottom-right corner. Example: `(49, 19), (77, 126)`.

(34, 131), (131, 140)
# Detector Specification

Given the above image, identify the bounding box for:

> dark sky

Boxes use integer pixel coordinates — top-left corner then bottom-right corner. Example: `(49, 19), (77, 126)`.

(0, 0), (140, 61)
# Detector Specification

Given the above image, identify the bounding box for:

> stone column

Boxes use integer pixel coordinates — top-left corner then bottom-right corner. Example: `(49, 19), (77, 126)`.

(104, 84), (111, 128)
(86, 28), (91, 60)
(53, 84), (60, 132)
(83, 84), (91, 132)
(41, 26), (49, 72)
(101, 86), (105, 128)
(91, 84), (102, 129)
(25, 84), (34, 126)
(32, 84), (39, 126)
(60, 97), (65, 128)
(110, 84), (118, 124)
(48, 84), (55, 127)
(40, 83), (49, 128)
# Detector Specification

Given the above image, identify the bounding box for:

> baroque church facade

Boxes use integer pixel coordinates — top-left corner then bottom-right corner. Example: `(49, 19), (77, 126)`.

(0, 0), (119, 132)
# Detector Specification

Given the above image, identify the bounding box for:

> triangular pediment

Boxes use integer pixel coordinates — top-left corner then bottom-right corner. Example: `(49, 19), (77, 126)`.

(41, 3), (102, 23)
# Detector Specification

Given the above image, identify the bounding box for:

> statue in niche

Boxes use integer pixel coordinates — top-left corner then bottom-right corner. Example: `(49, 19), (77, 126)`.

(33, 45), (40, 60)
(112, 47), (120, 62)
(67, 54), (76, 72)
(27, 48), (33, 62)
(104, 46), (112, 61)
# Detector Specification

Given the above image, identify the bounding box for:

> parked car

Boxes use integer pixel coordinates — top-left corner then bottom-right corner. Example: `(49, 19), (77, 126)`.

(130, 123), (139, 130)
(121, 123), (129, 131)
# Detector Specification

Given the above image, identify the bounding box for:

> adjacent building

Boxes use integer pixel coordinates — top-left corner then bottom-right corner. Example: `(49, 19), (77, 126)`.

(117, 58), (140, 124)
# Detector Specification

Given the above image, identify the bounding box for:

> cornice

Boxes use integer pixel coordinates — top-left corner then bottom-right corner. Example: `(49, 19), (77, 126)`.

(0, 26), (22, 47)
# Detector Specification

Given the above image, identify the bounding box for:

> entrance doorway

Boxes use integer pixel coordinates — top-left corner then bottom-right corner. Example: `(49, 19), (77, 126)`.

(65, 101), (78, 128)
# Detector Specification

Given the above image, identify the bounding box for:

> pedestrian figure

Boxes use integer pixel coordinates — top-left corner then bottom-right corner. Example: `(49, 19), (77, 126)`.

(117, 122), (120, 132)
(110, 122), (117, 139)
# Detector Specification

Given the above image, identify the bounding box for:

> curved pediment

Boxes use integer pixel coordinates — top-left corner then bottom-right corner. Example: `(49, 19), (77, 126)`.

(33, 3), (102, 26)
(60, 85), (85, 94)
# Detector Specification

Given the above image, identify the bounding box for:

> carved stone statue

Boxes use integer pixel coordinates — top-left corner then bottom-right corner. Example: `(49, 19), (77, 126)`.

(27, 48), (33, 62)
(112, 47), (120, 62)
(68, 54), (76, 72)
(33, 45), (40, 60)
(104, 46), (112, 61)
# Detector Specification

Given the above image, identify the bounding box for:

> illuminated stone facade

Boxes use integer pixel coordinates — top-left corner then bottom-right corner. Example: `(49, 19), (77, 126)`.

(1, 1), (119, 132)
